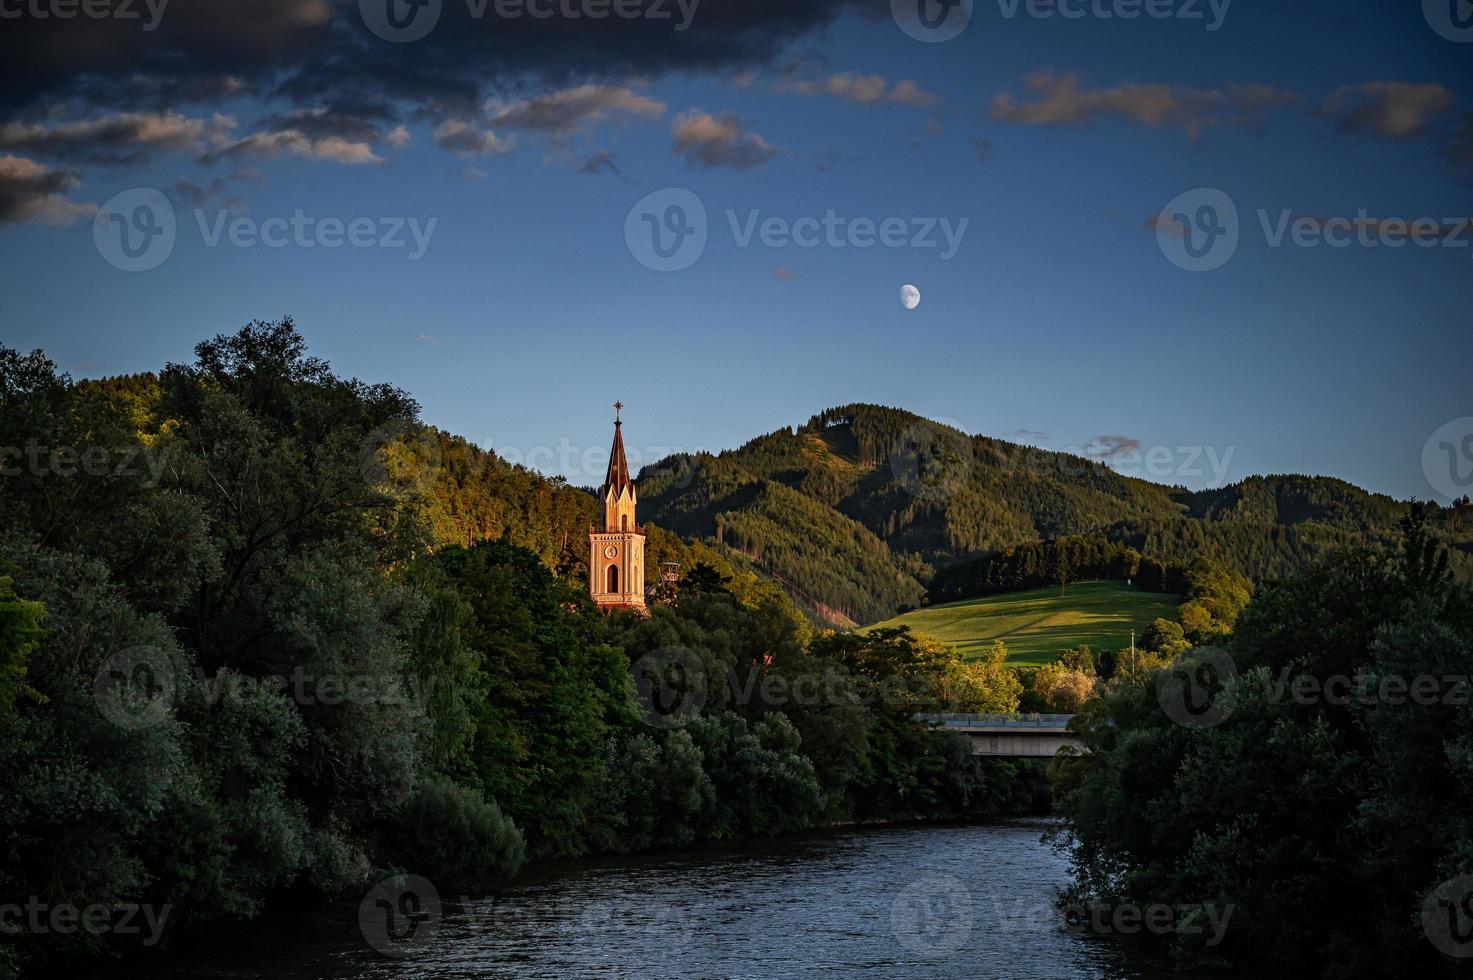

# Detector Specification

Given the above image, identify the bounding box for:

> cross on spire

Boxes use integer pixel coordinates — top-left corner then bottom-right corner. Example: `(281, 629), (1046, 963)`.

(613, 400), (623, 425)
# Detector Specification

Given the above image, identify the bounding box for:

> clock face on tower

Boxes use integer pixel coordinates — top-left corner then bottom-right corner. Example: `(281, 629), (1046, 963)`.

(603, 544), (619, 559)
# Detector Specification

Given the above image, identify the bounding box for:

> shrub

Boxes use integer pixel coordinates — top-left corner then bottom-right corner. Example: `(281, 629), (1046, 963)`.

(384, 778), (525, 892)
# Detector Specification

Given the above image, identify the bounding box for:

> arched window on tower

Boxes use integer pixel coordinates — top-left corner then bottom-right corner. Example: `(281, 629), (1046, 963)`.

(606, 564), (619, 594)
(621, 514), (629, 531)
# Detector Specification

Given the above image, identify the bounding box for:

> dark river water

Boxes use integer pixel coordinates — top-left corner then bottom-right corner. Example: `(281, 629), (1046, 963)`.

(156, 819), (1173, 978)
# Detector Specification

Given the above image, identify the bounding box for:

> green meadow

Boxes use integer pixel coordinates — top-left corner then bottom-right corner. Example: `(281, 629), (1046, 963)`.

(868, 580), (1181, 666)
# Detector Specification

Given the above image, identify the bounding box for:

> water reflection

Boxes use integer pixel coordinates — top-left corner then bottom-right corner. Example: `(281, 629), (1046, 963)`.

(160, 819), (1169, 978)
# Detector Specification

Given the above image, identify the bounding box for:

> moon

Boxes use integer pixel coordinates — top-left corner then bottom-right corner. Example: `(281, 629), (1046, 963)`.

(900, 284), (921, 310)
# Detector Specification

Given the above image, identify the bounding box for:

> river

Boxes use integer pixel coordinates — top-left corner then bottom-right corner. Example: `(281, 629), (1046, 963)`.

(155, 819), (1173, 978)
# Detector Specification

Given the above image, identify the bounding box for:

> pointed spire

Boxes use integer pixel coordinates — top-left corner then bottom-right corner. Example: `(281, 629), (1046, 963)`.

(603, 402), (632, 498)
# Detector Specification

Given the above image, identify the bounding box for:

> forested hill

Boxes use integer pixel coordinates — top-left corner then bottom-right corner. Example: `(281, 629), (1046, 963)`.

(50, 376), (1468, 630)
(637, 404), (1471, 625)
(58, 362), (786, 615)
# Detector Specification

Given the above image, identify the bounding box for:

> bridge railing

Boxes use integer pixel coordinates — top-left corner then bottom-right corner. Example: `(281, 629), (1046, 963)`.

(917, 712), (1076, 730)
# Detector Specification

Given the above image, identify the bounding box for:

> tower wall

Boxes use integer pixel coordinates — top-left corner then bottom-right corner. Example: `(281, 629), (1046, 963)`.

(589, 409), (646, 613)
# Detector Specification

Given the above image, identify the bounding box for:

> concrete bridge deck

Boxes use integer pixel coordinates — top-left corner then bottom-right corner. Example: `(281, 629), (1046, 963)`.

(921, 712), (1082, 758)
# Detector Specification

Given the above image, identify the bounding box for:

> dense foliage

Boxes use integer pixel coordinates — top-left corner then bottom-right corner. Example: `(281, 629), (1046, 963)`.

(1052, 509), (1473, 976)
(0, 322), (1037, 977)
(640, 405), (1470, 625)
(926, 534), (1188, 602)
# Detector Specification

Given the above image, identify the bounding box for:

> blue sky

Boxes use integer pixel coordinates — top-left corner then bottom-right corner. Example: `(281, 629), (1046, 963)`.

(1, 0), (1470, 499)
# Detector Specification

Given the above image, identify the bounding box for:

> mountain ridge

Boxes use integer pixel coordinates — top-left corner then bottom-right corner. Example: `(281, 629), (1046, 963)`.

(634, 403), (1469, 625)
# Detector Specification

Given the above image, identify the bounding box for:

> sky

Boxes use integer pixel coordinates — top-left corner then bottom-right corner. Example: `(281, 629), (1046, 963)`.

(1, 0), (1470, 501)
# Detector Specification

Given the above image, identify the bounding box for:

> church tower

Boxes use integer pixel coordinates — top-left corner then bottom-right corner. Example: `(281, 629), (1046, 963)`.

(589, 402), (646, 613)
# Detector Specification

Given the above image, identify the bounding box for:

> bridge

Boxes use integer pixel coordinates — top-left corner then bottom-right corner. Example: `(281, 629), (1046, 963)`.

(922, 713), (1082, 759)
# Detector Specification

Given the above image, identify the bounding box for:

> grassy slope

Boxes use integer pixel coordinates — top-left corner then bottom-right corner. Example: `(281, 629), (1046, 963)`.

(867, 580), (1181, 665)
